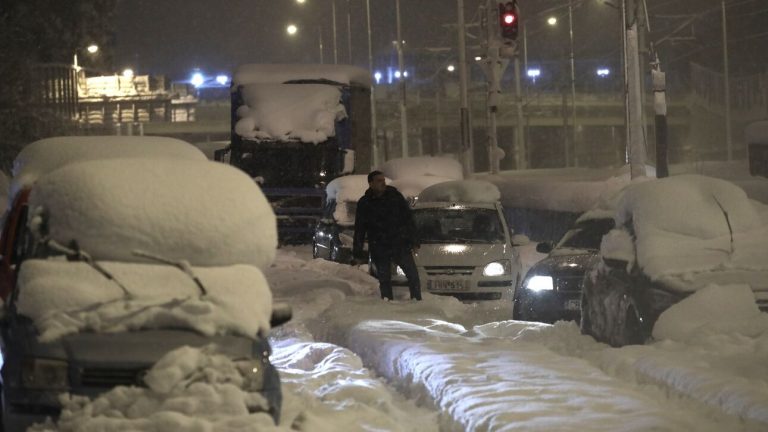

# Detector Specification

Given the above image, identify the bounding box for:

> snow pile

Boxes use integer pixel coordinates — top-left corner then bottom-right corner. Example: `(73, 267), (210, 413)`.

(31, 346), (282, 432)
(653, 283), (766, 342)
(418, 180), (501, 203)
(233, 63), (372, 87)
(235, 84), (346, 144)
(29, 159), (277, 269)
(11, 136), (206, 199)
(17, 260), (273, 341)
(381, 156), (463, 181)
(615, 175), (768, 292)
(390, 176), (455, 199)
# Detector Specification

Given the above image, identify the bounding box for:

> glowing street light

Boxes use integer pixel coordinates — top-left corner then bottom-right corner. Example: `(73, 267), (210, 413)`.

(527, 68), (541, 83)
(216, 75), (229, 85)
(547, 16), (558, 26)
(596, 68), (610, 77)
(446, 65), (456, 72)
(122, 68), (134, 78)
(295, 0), (306, 3)
(191, 72), (204, 87)
(286, 24), (298, 36)
(374, 71), (382, 84)
(86, 44), (99, 54)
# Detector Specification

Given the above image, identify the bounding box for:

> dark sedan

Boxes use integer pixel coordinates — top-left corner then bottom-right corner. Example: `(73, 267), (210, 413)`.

(513, 217), (613, 323)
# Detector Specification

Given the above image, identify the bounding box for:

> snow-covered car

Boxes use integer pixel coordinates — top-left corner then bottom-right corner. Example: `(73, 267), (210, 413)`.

(0, 158), (288, 429)
(514, 216), (614, 323)
(580, 175), (768, 347)
(394, 180), (527, 302)
(313, 175), (371, 263)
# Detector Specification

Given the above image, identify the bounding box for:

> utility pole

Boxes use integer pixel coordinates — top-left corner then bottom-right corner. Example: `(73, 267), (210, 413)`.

(458, 0), (474, 176)
(722, 0), (732, 160)
(626, 0), (647, 179)
(332, 0), (338, 64)
(365, 0), (378, 168)
(318, 27), (324, 64)
(395, 0), (408, 157)
(346, 0), (353, 63)
(567, 0), (576, 167)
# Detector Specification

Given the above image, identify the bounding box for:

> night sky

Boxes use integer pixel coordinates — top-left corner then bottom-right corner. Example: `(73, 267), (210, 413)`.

(112, 0), (766, 80)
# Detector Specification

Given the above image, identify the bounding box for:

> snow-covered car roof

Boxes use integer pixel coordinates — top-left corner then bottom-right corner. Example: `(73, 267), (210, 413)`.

(390, 175), (455, 199)
(609, 174), (768, 292)
(381, 156), (463, 181)
(418, 180), (501, 204)
(234, 83), (346, 143)
(233, 63), (372, 87)
(11, 136), (207, 199)
(29, 158), (277, 269)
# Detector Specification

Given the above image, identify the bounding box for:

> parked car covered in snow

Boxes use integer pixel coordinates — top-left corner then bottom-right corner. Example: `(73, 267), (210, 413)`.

(313, 174), (375, 263)
(392, 180), (527, 302)
(0, 158), (288, 429)
(580, 175), (768, 347)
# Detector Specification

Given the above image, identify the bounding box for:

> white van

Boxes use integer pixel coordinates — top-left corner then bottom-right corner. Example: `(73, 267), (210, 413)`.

(394, 180), (528, 301)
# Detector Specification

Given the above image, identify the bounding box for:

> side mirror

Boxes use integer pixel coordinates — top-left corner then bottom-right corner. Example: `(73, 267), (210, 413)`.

(270, 302), (292, 327)
(535, 242), (553, 254)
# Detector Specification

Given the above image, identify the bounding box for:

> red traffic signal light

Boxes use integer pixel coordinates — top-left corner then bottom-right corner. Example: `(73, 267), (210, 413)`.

(499, 1), (519, 41)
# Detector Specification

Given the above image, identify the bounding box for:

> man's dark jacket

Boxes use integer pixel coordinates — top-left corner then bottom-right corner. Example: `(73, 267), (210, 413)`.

(353, 186), (417, 257)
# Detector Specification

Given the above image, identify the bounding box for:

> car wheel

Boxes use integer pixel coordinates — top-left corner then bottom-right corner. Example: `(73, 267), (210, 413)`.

(312, 243), (319, 259)
(618, 305), (646, 346)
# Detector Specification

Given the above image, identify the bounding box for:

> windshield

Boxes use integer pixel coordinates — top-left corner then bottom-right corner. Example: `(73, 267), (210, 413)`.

(414, 208), (505, 244)
(557, 218), (615, 250)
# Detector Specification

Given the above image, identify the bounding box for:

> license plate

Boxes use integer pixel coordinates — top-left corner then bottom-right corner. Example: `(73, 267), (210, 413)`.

(565, 299), (581, 311)
(428, 279), (469, 292)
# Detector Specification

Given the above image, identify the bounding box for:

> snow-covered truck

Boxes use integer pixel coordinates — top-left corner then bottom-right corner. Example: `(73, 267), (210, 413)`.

(218, 64), (373, 243)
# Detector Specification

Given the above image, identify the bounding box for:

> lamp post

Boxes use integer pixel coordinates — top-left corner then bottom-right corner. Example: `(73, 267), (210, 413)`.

(365, 0), (379, 167)
(395, 0), (408, 157)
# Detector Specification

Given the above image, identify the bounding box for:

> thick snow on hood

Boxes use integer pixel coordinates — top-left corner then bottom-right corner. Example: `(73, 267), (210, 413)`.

(614, 175), (768, 292)
(381, 156), (463, 181)
(233, 63), (372, 87)
(235, 84), (346, 144)
(418, 180), (501, 204)
(29, 159), (277, 269)
(17, 259), (273, 341)
(11, 136), (206, 200)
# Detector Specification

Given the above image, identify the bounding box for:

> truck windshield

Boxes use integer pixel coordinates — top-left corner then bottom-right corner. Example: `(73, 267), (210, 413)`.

(231, 139), (343, 188)
(414, 208), (505, 244)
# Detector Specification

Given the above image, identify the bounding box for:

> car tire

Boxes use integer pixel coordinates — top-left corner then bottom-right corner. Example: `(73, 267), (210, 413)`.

(618, 305), (646, 346)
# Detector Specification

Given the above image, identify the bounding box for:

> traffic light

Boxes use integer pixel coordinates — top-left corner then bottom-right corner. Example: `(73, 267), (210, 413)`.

(499, 1), (519, 41)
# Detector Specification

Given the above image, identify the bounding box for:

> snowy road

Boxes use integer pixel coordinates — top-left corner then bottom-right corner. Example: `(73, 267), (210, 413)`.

(267, 247), (768, 432)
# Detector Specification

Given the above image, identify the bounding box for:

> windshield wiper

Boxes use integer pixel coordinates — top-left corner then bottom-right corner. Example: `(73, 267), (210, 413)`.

(46, 239), (132, 298)
(132, 250), (208, 296)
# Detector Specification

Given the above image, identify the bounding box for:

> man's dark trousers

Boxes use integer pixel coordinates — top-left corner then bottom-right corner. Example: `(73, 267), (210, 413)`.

(371, 247), (421, 300)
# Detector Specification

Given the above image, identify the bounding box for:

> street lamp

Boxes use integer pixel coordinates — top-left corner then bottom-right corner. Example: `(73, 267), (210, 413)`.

(547, 16), (558, 26)
(86, 44), (99, 54)
(446, 65), (456, 72)
(286, 24), (298, 35)
(122, 68), (134, 79)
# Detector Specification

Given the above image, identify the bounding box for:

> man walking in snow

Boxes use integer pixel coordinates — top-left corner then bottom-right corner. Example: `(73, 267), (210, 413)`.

(352, 170), (421, 301)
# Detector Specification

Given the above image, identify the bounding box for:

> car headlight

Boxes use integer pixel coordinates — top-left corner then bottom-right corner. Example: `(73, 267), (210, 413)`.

(483, 260), (511, 277)
(22, 358), (69, 390)
(525, 275), (554, 292)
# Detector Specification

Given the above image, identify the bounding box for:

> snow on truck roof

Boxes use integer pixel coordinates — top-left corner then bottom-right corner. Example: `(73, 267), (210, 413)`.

(233, 63), (372, 87)
(29, 158), (277, 270)
(234, 83), (346, 144)
(11, 136), (206, 199)
(418, 180), (501, 204)
(381, 156), (463, 181)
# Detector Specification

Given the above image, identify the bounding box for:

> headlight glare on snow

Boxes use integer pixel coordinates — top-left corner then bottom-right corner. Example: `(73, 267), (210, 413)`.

(22, 358), (69, 390)
(482, 260), (510, 277)
(525, 275), (554, 292)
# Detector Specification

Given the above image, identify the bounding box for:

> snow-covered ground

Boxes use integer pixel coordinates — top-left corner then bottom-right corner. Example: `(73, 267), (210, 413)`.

(264, 245), (768, 431)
